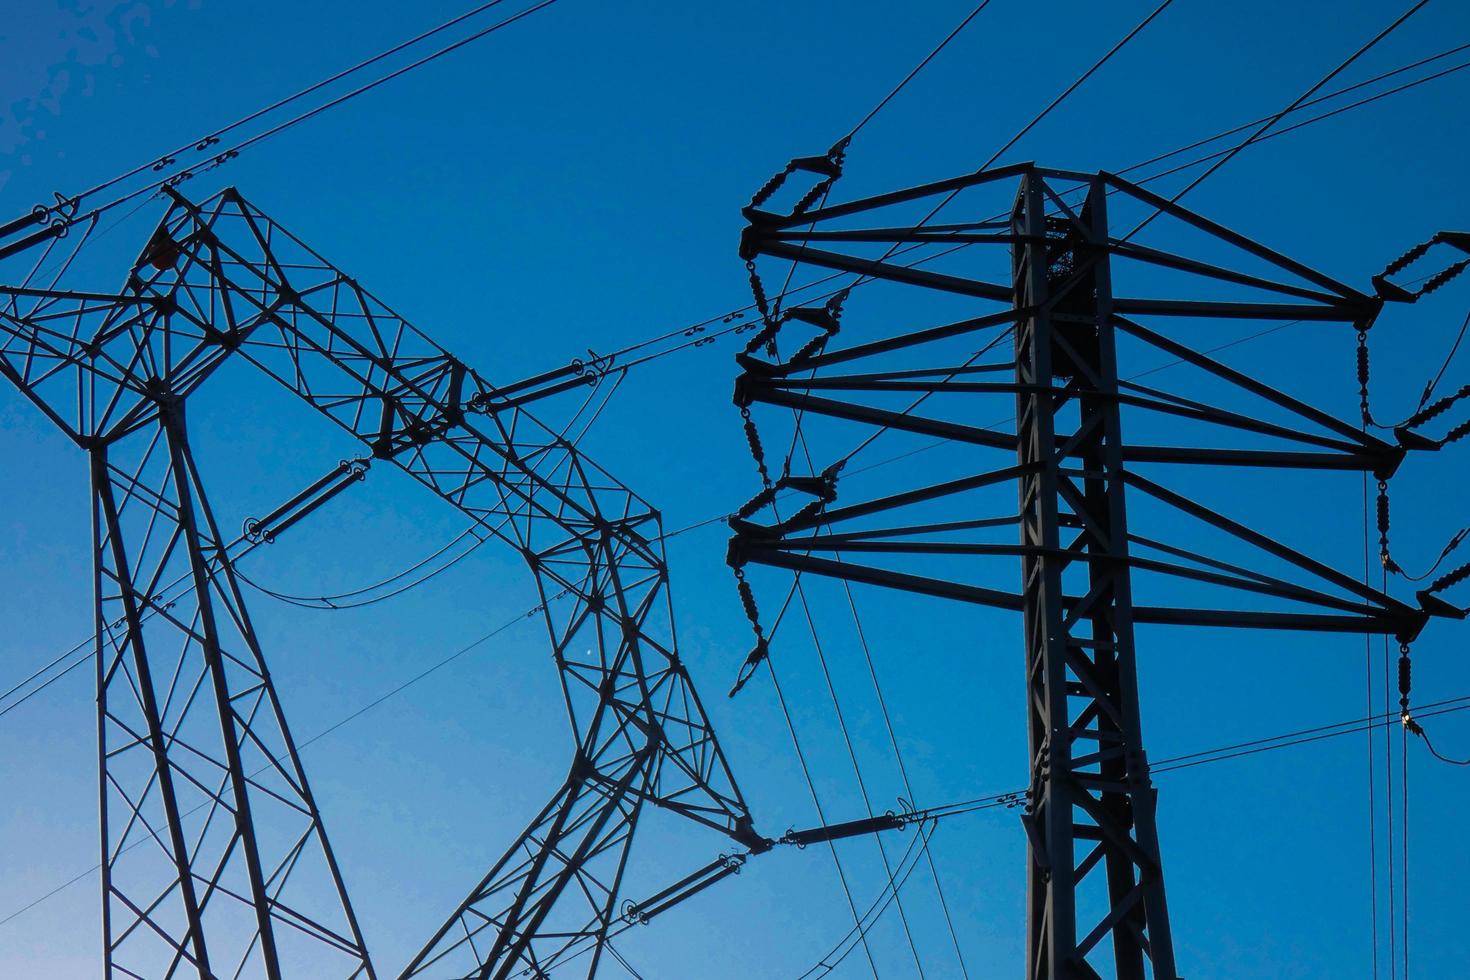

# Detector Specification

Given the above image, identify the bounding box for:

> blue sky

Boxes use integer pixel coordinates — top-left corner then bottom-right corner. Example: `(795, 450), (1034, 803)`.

(2, 0), (1470, 977)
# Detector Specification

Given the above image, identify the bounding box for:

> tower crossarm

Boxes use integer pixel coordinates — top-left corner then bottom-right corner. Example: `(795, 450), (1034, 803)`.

(132, 186), (760, 977)
(730, 162), (1466, 980)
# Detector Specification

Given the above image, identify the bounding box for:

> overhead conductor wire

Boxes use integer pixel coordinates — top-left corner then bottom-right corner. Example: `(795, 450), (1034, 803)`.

(5, 3), (1464, 963)
(743, 4), (1011, 973)
(749, 4), (1449, 976)
(735, 2), (1191, 975)
(1122, 0), (1434, 240)
(1, 0), (563, 255)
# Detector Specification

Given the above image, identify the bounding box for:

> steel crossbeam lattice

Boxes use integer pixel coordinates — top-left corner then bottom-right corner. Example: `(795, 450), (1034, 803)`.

(0, 186), (764, 978)
(729, 164), (1458, 979)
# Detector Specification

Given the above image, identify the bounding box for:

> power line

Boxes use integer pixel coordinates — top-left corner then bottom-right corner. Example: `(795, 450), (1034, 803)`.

(727, 14), (1466, 957)
(843, 578), (972, 980)
(793, 545), (929, 977)
(786, 693), (1470, 978)
(16, 22), (1459, 407)
(56, 1), (525, 215)
(764, 617), (884, 979)
(1123, 0), (1434, 239)
(234, 524), (487, 608)
(841, 0), (998, 145)
(1118, 41), (1470, 182)
(596, 36), (1470, 384)
(978, 0), (1177, 174)
(233, 531), (493, 610)
(2, 14), (1466, 967)
(194, 366), (623, 611)
(1128, 55), (1470, 196)
(7, 579), (1468, 939)
(0, 588), (564, 930)
(0, 284), (1434, 731)
(1365, 469), (1383, 980)
(795, 819), (944, 980)
(850, 0), (1179, 274)
(3, 0), (563, 256)
(0, 361), (632, 712)
(0, 531), (271, 721)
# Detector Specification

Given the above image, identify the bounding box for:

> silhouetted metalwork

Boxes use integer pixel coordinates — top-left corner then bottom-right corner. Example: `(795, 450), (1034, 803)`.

(731, 163), (1462, 979)
(0, 186), (764, 978)
(0, 205), (376, 978)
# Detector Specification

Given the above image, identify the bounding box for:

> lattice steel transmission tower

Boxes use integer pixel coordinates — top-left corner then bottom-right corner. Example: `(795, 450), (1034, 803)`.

(0, 186), (765, 978)
(731, 163), (1462, 979)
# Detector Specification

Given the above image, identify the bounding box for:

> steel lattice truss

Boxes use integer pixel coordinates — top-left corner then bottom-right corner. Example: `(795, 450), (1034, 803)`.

(0, 186), (763, 979)
(730, 163), (1461, 980)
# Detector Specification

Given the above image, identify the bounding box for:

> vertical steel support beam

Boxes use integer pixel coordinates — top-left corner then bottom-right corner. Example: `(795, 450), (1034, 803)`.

(89, 397), (374, 979)
(91, 443), (215, 979)
(159, 404), (285, 980)
(1013, 174), (1176, 979)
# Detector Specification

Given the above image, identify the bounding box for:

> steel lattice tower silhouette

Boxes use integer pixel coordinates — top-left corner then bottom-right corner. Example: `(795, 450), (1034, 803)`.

(0, 186), (766, 979)
(731, 163), (1459, 979)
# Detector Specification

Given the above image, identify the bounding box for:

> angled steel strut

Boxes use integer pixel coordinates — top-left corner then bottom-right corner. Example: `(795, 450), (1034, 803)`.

(731, 164), (1462, 980)
(0, 218), (375, 978)
(0, 186), (763, 978)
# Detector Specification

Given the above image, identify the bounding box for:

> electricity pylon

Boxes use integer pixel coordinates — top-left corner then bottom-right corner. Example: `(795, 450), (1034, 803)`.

(0, 186), (765, 978)
(731, 163), (1461, 979)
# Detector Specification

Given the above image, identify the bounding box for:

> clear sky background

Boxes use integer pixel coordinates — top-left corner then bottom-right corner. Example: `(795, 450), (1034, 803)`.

(3, 1), (1470, 977)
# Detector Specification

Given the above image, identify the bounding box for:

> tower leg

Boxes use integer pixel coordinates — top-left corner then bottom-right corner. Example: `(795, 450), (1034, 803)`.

(401, 770), (650, 979)
(92, 402), (374, 979)
(1013, 174), (1176, 979)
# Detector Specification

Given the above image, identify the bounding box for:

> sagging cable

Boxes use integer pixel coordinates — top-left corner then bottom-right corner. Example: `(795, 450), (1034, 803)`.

(1397, 640), (1470, 766)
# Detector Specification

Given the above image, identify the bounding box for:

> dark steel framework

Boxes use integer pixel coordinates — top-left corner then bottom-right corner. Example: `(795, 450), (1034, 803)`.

(0, 187), (764, 978)
(731, 164), (1458, 979)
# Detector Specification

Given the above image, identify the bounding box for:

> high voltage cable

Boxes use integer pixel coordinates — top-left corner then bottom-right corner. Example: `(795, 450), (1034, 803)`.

(13, 20), (1461, 397)
(797, 819), (945, 980)
(233, 532), (493, 610)
(764, 580), (884, 978)
(1130, 55), (1470, 194)
(982, 0), (1178, 170)
(794, 560), (929, 978)
(835, 0), (1179, 284)
(841, 576), (972, 979)
(840, 0), (998, 145)
(1120, 41), (1470, 181)
(0, 530), (275, 721)
(737, 569), (1470, 980)
(6, 7), (1458, 393)
(6, 590), (1469, 935)
(0, 362), (627, 706)
(1, 11), (1465, 965)
(0, 290), (1442, 727)
(0, 591), (559, 931)
(1123, 0), (1434, 240)
(754, 0), (1175, 344)
(598, 37), (1470, 381)
(784, 414), (971, 978)
(195, 366), (619, 611)
(739, 3), (1456, 955)
(1364, 471), (1383, 980)
(3, 0), (562, 250)
(197, 15), (1446, 388)
(0, 17), (1458, 980)
(49, 1), (526, 216)
(706, 7), (1017, 970)
(236, 525), (486, 608)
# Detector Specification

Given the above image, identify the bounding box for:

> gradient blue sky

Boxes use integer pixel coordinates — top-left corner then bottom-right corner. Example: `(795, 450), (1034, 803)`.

(3, 1), (1470, 977)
